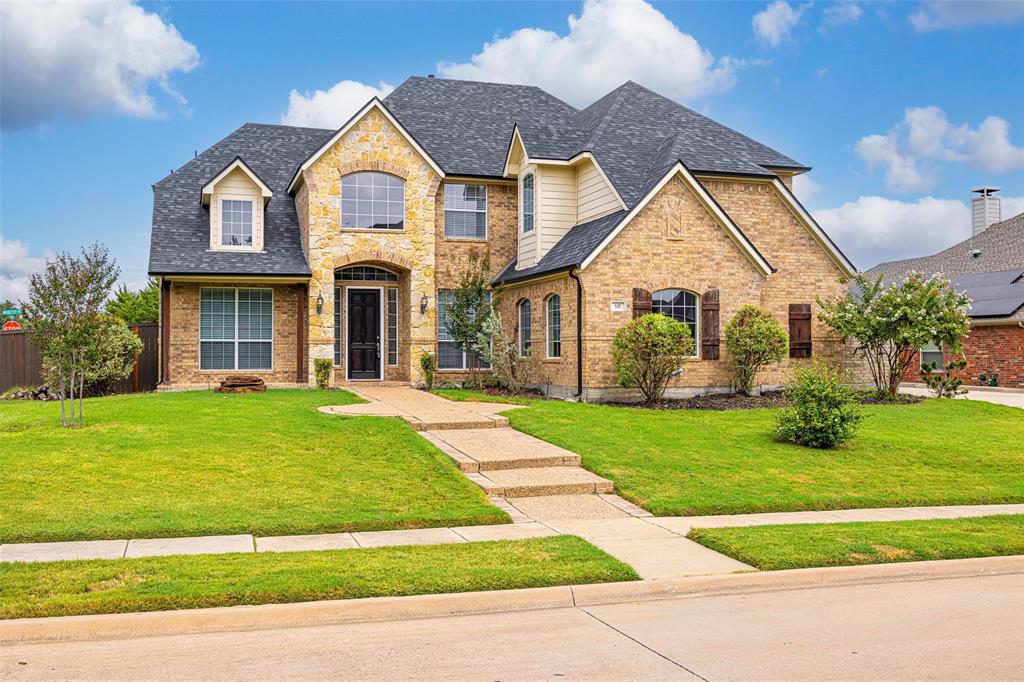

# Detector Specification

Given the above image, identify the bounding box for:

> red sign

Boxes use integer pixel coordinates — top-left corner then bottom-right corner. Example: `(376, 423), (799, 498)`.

(2, 320), (22, 331)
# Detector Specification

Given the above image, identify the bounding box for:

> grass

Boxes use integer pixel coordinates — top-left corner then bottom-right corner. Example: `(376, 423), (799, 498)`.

(687, 515), (1024, 570)
(0, 390), (507, 543)
(431, 388), (535, 405)
(0, 536), (638, 620)
(476, 394), (1024, 516)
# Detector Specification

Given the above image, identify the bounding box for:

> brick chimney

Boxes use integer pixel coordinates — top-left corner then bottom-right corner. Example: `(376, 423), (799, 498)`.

(971, 186), (1001, 235)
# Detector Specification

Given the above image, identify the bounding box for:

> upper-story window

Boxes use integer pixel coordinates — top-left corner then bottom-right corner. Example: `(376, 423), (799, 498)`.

(522, 174), (534, 233)
(341, 172), (405, 230)
(444, 184), (487, 239)
(652, 288), (699, 355)
(221, 199), (253, 247)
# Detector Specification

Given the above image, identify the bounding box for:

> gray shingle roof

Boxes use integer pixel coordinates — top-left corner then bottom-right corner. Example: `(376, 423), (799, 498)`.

(149, 123), (332, 276)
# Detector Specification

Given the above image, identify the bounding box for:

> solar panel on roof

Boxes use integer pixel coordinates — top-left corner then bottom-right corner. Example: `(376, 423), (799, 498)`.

(962, 283), (1024, 317)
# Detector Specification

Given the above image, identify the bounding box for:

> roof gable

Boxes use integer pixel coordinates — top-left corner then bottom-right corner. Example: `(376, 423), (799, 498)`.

(201, 157), (273, 206)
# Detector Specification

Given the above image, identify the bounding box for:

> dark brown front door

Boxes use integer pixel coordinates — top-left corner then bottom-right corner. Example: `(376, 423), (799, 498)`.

(347, 289), (381, 380)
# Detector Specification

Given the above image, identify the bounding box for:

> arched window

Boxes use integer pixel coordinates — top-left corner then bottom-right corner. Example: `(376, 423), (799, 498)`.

(517, 299), (532, 357)
(652, 289), (698, 352)
(335, 266), (398, 282)
(341, 172), (404, 230)
(521, 174), (534, 233)
(545, 294), (561, 358)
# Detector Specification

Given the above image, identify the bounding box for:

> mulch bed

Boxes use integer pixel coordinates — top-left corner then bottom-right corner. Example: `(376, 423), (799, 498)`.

(617, 389), (925, 410)
(462, 387), (549, 400)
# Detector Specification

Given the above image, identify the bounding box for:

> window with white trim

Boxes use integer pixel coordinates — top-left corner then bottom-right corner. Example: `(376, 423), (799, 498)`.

(652, 289), (699, 353)
(920, 343), (944, 371)
(437, 289), (491, 370)
(518, 298), (532, 357)
(387, 287), (398, 366)
(341, 172), (405, 230)
(521, 174), (534, 233)
(444, 184), (487, 239)
(545, 295), (561, 358)
(221, 199), (253, 247)
(200, 288), (272, 370)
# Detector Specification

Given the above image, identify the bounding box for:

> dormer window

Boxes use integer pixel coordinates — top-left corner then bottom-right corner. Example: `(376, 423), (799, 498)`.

(522, 174), (534, 233)
(221, 199), (253, 247)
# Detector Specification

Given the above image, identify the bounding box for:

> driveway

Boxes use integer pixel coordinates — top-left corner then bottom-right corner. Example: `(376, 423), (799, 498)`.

(900, 384), (1024, 408)
(3, 573), (1020, 681)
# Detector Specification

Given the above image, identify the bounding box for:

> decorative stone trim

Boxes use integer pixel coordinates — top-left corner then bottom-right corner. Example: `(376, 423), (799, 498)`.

(337, 160), (411, 180)
(332, 249), (416, 272)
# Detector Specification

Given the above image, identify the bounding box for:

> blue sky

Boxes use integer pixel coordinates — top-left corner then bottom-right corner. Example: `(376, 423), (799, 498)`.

(2, 0), (1022, 300)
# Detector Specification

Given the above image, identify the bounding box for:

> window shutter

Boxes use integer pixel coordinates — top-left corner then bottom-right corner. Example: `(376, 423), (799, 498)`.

(632, 288), (652, 319)
(700, 289), (720, 359)
(788, 303), (812, 358)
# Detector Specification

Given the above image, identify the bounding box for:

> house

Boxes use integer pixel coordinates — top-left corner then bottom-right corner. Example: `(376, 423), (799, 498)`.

(148, 76), (856, 400)
(868, 190), (1024, 389)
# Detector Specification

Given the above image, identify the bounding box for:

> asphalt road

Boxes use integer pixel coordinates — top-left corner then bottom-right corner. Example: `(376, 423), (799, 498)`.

(2, 574), (1022, 681)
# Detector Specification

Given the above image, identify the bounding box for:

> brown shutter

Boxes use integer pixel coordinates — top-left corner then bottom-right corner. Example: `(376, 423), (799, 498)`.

(632, 288), (652, 319)
(789, 303), (812, 358)
(700, 289), (720, 360)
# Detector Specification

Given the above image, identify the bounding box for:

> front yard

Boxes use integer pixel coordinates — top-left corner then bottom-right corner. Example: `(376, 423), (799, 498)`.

(0, 390), (506, 543)
(474, 396), (1024, 516)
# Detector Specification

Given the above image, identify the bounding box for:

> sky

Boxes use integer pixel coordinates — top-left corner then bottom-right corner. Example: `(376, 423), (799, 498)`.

(2, 0), (1023, 302)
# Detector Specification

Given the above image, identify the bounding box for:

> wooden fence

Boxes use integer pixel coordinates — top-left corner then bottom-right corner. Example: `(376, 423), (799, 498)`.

(0, 323), (158, 394)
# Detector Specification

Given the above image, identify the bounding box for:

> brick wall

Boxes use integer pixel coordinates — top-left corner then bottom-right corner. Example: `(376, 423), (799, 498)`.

(166, 282), (303, 387)
(904, 324), (1024, 388)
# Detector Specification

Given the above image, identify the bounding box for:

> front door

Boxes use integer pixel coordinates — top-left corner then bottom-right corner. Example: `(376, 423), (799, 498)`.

(347, 289), (381, 380)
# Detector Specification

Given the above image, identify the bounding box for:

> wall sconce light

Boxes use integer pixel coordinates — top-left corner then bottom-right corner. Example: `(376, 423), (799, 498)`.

(420, 294), (428, 314)
(316, 293), (324, 315)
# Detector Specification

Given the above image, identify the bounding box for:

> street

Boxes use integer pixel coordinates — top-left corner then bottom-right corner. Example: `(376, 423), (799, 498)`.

(2, 573), (1021, 681)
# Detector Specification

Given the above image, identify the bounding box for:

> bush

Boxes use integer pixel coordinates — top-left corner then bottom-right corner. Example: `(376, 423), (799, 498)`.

(313, 358), (332, 390)
(921, 355), (968, 398)
(775, 362), (863, 449)
(612, 313), (694, 404)
(724, 304), (788, 396)
(474, 310), (531, 392)
(419, 351), (437, 390)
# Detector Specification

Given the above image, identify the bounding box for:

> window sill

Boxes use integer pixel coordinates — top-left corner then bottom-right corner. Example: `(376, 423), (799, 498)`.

(443, 236), (488, 243)
(207, 248), (264, 253)
(542, 358), (562, 363)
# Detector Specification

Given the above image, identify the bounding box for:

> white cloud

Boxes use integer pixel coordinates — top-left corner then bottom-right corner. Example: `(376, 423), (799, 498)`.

(281, 80), (395, 129)
(752, 1), (805, 47)
(0, 236), (53, 303)
(820, 2), (862, 32)
(814, 194), (1024, 269)
(815, 66), (828, 79)
(437, 0), (737, 106)
(793, 174), (821, 202)
(909, 1), (1024, 31)
(856, 106), (1024, 193)
(0, 0), (199, 130)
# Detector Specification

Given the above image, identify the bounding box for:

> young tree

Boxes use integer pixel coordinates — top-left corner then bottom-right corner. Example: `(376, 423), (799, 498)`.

(445, 250), (496, 388)
(818, 272), (971, 398)
(20, 243), (120, 427)
(612, 313), (694, 404)
(474, 308), (532, 392)
(106, 278), (159, 323)
(723, 305), (788, 395)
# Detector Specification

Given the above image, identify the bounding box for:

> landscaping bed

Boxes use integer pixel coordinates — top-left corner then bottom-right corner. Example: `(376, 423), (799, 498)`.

(0, 390), (507, 543)
(0, 536), (638, 620)
(687, 515), (1024, 570)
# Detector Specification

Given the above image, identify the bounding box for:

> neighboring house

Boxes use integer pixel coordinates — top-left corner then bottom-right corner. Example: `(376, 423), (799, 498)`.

(868, 192), (1024, 389)
(149, 76), (855, 400)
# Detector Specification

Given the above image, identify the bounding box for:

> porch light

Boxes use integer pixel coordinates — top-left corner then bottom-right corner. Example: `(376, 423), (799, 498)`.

(316, 292), (324, 315)
(420, 294), (428, 314)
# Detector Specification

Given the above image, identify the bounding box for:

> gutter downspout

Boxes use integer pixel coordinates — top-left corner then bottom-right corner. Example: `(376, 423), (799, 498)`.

(569, 268), (583, 401)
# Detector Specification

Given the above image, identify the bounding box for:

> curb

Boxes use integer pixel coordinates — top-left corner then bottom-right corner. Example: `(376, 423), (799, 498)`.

(2, 556), (1021, 644)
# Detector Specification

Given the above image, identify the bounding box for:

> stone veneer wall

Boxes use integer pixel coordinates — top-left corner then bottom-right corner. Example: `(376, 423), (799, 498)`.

(166, 281), (302, 387)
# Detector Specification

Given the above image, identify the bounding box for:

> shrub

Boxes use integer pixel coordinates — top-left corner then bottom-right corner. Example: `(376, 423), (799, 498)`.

(474, 310), (531, 392)
(313, 358), (332, 390)
(921, 354), (968, 398)
(612, 313), (694, 404)
(724, 304), (788, 395)
(775, 362), (863, 449)
(419, 351), (437, 390)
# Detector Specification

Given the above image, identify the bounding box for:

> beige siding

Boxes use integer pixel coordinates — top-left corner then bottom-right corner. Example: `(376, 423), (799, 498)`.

(209, 168), (264, 252)
(576, 159), (620, 223)
(538, 164), (577, 259)
(517, 162), (538, 269)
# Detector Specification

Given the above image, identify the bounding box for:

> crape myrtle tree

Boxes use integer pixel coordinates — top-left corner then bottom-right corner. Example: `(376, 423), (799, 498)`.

(817, 272), (971, 398)
(20, 243), (137, 427)
(445, 250), (497, 388)
(612, 313), (695, 404)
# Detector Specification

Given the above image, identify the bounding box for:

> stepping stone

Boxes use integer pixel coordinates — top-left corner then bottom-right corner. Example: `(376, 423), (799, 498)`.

(125, 534), (254, 558)
(0, 539), (127, 563)
(426, 428), (580, 471)
(477, 467), (614, 497)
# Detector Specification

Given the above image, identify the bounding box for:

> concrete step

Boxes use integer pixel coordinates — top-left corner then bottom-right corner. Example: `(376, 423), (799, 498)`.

(470, 467), (614, 497)
(403, 416), (509, 431)
(424, 428), (581, 472)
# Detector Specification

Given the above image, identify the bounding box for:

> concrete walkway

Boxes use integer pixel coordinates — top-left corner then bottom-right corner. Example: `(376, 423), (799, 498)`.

(900, 384), (1024, 408)
(4, 504), (1022, 580)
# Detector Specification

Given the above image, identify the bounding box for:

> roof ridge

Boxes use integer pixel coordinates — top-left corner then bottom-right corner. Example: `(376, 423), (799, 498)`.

(399, 76), (578, 112)
(243, 121), (334, 133)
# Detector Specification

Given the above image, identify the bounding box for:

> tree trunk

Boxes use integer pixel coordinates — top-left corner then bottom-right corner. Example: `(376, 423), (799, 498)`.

(78, 371), (85, 427)
(58, 376), (67, 428)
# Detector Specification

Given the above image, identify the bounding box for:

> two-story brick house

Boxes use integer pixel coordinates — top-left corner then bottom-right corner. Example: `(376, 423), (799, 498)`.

(149, 76), (856, 400)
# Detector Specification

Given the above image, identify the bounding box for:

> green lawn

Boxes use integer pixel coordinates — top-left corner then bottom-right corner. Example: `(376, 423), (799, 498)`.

(0, 536), (638, 620)
(431, 388), (535, 405)
(0, 390), (507, 543)
(687, 515), (1024, 570)
(475, 395), (1024, 516)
